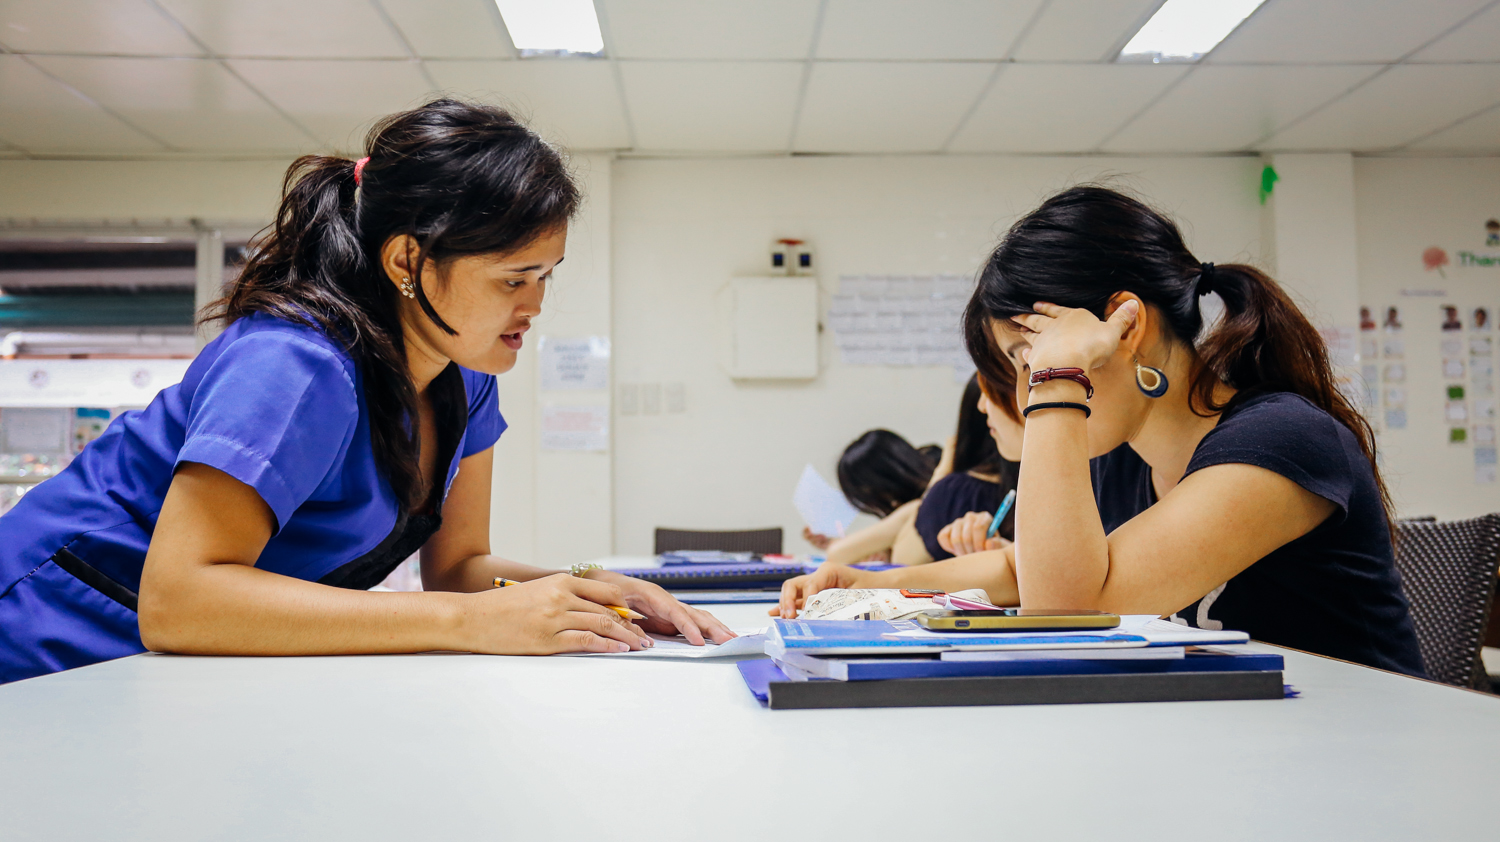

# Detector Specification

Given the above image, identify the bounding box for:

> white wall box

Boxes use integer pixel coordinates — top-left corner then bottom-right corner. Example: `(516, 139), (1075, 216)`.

(725, 276), (819, 379)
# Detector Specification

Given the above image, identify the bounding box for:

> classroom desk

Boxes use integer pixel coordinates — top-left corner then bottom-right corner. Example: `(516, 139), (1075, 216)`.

(2, 602), (1498, 842)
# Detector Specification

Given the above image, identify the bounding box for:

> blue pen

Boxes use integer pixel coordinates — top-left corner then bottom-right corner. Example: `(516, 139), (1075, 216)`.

(986, 489), (1017, 539)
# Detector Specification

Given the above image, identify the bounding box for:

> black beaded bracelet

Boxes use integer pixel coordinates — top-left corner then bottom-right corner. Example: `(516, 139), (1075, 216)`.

(1022, 400), (1091, 419)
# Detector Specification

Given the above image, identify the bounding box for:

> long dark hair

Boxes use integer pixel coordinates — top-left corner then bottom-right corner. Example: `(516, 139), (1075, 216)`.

(837, 430), (939, 518)
(207, 98), (579, 510)
(963, 185), (1390, 528)
(953, 374), (1002, 476)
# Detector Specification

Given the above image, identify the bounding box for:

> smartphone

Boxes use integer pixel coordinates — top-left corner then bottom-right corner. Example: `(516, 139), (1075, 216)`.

(915, 608), (1120, 632)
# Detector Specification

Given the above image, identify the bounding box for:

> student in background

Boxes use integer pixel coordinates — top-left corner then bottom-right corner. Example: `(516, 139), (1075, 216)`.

(778, 186), (1425, 678)
(804, 429), (941, 564)
(912, 373), (1021, 562)
(0, 100), (732, 685)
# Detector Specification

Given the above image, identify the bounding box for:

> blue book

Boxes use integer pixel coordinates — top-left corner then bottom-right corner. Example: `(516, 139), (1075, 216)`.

(767, 618), (1148, 656)
(775, 647), (1284, 681)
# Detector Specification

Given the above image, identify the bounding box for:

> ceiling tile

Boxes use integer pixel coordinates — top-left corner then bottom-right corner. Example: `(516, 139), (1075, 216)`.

(1010, 0), (1160, 62)
(949, 63), (1186, 153)
(1261, 64), (1500, 151)
(1410, 2), (1500, 63)
(156, 0), (408, 58)
(31, 56), (311, 152)
(602, 0), (820, 60)
(0, 0), (203, 56)
(228, 59), (435, 149)
(1105, 65), (1383, 153)
(426, 60), (630, 149)
(378, 0), (514, 59)
(1409, 103), (1500, 151)
(795, 62), (993, 152)
(0, 55), (164, 153)
(1209, 0), (1493, 64)
(620, 61), (801, 151)
(816, 0), (1045, 60)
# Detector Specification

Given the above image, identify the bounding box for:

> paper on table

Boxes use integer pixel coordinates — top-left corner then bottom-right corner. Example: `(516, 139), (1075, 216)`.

(579, 628), (767, 659)
(792, 464), (859, 538)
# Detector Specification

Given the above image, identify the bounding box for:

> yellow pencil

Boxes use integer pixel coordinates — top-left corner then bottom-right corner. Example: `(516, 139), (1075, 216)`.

(493, 577), (647, 621)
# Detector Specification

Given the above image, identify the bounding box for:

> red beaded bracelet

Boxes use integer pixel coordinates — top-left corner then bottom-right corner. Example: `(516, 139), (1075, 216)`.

(1027, 367), (1093, 400)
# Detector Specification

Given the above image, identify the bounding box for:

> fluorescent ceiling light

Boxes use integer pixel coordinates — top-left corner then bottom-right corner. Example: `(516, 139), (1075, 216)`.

(495, 0), (604, 57)
(1118, 0), (1267, 63)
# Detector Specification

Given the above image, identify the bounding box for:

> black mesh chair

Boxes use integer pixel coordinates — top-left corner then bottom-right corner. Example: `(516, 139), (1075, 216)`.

(653, 528), (783, 555)
(1393, 514), (1500, 689)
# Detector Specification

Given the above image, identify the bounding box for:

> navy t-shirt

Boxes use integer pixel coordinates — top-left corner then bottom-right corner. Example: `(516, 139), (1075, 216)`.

(1092, 391), (1425, 677)
(914, 472), (1004, 561)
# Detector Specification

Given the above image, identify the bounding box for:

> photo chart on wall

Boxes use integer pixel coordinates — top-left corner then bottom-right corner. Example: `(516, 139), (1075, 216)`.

(1470, 305), (1497, 483)
(1377, 305), (1406, 431)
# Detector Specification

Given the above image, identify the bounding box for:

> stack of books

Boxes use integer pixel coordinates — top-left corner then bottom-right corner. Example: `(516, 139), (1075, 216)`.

(739, 617), (1288, 710)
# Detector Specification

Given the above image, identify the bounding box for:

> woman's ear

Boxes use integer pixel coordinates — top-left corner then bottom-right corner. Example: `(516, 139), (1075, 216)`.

(379, 234), (419, 291)
(1105, 292), (1148, 356)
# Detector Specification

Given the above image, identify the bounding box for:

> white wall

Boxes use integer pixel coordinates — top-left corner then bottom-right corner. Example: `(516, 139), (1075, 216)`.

(609, 155), (1267, 555)
(489, 152), (614, 566)
(1354, 157), (1500, 520)
(7, 151), (1496, 555)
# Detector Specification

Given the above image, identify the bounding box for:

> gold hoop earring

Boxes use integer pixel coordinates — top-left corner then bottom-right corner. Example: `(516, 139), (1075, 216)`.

(399, 277), (416, 299)
(1134, 356), (1168, 398)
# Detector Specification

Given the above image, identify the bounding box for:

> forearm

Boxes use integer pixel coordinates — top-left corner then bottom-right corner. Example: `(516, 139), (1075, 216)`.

(826, 501), (919, 565)
(863, 547), (1018, 605)
(138, 561), (466, 656)
(421, 553), (562, 593)
(1017, 380), (1110, 607)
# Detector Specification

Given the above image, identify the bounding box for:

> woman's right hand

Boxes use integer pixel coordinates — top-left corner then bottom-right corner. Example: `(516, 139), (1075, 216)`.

(801, 526), (833, 551)
(938, 511), (1012, 557)
(457, 573), (653, 655)
(771, 563), (869, 620)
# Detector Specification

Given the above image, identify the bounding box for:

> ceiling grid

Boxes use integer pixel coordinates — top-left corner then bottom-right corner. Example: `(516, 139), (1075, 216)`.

(0, 0), (1492, 158)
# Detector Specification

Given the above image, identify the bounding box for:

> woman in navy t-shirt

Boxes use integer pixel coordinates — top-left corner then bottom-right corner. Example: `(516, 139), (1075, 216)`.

(779, 186), (1424, 677)
(0, 100), (731, 685)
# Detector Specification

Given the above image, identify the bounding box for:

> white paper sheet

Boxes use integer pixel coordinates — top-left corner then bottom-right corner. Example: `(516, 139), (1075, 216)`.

(792, 464), (859, 538)
(540, 405), (609, 452)
(538, 336), (610, 391)
(579, 628), (767, 659)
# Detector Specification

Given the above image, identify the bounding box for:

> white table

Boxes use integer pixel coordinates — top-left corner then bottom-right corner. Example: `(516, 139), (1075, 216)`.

(2, 602), (1498, 841)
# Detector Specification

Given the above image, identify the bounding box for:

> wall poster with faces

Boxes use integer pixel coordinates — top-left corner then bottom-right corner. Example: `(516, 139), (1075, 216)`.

(1470, 306), (1497, 483)
(1365, 305), (1407, 431)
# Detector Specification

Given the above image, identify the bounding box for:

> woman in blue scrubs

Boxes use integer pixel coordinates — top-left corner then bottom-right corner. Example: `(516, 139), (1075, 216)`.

(0, 99), (733, 684)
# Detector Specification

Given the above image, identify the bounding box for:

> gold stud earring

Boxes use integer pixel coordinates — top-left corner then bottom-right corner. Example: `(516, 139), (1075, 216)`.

(399, 277), (416, 299)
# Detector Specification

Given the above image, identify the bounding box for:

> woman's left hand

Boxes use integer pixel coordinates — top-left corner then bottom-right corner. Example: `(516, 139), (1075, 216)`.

(1013, 300), (1138, 372)
(594, 572), (737, 645)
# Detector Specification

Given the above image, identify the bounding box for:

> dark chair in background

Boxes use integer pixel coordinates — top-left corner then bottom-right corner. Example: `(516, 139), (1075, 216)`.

(654, 527), (783, 556)
(1393, 514), (1500, 689)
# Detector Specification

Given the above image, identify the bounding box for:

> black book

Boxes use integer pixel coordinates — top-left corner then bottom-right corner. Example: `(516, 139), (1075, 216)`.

(740, 660), (1285, 710)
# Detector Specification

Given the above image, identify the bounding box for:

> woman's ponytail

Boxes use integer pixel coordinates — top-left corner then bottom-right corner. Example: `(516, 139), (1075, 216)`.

(1191, 263), (1388, 527)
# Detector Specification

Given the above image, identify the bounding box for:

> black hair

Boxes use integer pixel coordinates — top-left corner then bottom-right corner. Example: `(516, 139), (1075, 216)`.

(209, 98), (579, 510)
(962, 184), (1390, 531)
(952, 373), (1003, 476)
(837, 429), (939, 518)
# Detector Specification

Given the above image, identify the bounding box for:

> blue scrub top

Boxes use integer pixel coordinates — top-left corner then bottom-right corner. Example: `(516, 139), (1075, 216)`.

(0, 313), (506, 683)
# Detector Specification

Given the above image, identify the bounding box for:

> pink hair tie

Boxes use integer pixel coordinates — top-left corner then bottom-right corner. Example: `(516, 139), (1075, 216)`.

(353, 156), (370, 186)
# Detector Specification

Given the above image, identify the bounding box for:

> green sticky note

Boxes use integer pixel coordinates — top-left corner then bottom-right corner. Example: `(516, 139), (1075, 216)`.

(1449, 385), (1466, 400)
(1451, 427), (1469, 443)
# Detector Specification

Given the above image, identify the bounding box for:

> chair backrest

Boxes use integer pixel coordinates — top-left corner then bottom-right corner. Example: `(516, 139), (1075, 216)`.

(653, 528), (783, 555)
(1393, 514), (1500, 688)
